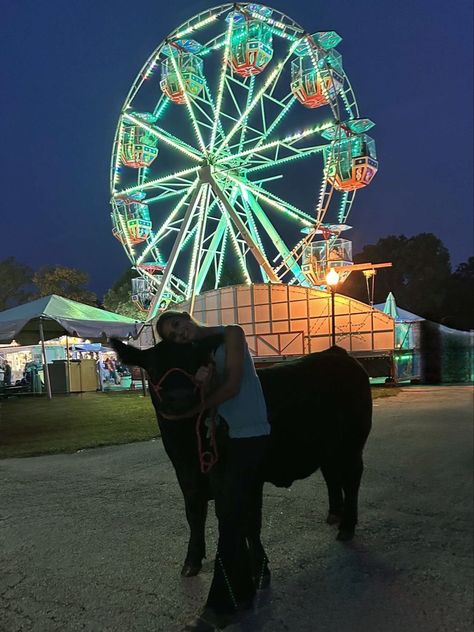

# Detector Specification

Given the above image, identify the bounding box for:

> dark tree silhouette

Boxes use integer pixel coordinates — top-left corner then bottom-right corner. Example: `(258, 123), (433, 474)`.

(342, 233), (452, 322)
(33, 265), (96, 305)
(0, 257), (33, 310)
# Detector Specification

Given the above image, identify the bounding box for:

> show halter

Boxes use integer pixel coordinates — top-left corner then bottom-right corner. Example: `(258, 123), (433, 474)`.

(149, 367), (218, 474)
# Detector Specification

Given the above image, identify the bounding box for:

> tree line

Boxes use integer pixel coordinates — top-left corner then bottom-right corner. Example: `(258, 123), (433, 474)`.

(1, 233), (472, 330)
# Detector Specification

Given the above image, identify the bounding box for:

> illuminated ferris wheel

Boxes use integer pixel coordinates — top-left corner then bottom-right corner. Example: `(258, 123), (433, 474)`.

(109, 3), (378, 314)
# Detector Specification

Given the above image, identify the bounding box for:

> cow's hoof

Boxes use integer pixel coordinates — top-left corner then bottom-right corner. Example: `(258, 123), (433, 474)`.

(181, 562), (202, 577)
(326, 512), (342, 525)
(336, 528), (355, 542)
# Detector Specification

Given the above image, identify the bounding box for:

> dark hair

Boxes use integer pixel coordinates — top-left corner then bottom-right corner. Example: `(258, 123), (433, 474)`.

(156, 310), (191, 340)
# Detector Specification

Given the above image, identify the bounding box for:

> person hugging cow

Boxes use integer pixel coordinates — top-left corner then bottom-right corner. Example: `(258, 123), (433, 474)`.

(113, 310), (271, 632)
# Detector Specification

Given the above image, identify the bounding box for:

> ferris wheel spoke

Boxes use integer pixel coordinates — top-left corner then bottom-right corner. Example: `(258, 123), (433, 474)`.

(210, 175), (279, 282)
(215, 119), (332, 168)
(244, 142), (327, 175)
(194, 186), (239, 293)
(187, 184), (213, 311)
(228, 174), (313, 226)
(209, 15), (234, 152)
(115, 166), (201, 199)
(148, 183), (204, 317)
(214, 40), (300, 159)
(237, 188), (270, 282)
(136, 181), (199, 265)
(194, 214), (228, 294)
(122, 113), (202, 161)
(168, 54), (208, 155)
(239, 94), (296, 168)
(243, 187), (306, 283)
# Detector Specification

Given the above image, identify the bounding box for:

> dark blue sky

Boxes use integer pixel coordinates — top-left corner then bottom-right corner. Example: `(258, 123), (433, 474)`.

(1, 0), (472, 297)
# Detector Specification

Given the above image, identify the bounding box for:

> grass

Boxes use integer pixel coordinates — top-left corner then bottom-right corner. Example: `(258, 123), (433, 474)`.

(0, 392), (158, 459)
(0, 387), (399, 459)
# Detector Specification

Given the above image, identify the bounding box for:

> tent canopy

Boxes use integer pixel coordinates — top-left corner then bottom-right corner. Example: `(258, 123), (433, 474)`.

(0, 295), (141, 344)
(375, 292), (424, 323)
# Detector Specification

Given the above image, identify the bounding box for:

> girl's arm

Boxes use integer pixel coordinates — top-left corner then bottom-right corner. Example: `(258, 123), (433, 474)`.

(201, 325), (245, 409)
(161, 325), (245, 419)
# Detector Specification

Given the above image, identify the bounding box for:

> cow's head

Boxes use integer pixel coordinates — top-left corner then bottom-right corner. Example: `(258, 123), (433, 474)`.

(148, 334), (223, 418)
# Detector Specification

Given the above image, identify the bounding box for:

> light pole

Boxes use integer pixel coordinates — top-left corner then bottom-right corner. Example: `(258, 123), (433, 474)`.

(326, 268), (340, 347)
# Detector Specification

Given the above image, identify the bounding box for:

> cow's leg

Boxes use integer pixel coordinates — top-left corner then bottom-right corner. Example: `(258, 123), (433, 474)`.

(176, 471), (209, 576)
(159, 419), (209, 576)
(182, 490), (208, 576)
(337, 451), (364, 541)
(321, 461), (344, 526)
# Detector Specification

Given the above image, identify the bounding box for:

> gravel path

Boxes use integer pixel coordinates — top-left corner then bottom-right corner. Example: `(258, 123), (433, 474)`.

(1, 385), (472, 631)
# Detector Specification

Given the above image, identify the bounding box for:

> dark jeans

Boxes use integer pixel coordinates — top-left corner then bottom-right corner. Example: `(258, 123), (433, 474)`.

(205, 423), (269, 615)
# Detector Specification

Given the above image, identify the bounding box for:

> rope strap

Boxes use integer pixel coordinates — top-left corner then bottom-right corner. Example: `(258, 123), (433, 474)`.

(149, 367), (218, 473)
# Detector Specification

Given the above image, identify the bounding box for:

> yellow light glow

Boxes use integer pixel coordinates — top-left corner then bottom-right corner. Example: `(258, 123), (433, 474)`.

(326, 268), (340, 286)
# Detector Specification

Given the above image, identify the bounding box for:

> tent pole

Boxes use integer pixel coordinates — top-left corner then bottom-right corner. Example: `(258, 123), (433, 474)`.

(66, 335), (71, 393)
(39, 318), (52, 400)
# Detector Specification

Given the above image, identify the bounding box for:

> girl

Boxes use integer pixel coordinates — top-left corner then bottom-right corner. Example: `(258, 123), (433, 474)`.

(157, 310), (270, 632)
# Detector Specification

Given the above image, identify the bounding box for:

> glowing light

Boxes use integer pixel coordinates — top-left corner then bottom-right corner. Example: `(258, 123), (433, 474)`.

(326, 268), (340, 286)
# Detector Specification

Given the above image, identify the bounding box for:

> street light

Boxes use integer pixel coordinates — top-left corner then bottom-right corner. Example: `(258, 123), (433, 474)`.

(326, 268), (340, 347)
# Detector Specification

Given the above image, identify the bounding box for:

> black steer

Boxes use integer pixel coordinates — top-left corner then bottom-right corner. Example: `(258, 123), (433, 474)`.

(111, 337), (372, 576)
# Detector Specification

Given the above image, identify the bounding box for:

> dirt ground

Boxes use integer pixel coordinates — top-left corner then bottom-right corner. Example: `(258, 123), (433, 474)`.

(0, 385), (472, 632)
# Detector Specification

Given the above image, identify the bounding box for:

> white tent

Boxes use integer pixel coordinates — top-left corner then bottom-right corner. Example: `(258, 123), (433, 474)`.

(0, 295), (142, 398)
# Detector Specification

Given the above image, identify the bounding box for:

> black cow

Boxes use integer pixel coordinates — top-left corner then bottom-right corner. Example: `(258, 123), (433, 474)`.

(111, 337), (372, 576)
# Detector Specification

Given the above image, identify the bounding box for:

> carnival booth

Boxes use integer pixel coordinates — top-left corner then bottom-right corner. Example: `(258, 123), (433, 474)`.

(0, 295), (141, 398)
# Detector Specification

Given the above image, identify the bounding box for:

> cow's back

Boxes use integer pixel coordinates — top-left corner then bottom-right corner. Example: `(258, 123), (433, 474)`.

(257, 347), (372, 487)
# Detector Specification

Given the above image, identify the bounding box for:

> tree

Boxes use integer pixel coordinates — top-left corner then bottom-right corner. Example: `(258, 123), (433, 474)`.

(33, 265), (96, 305)
(440, 257), (474, 330)
(103, 268), (144, 319)
(342, 233), (452, 321)
(0, 257), (33, 311)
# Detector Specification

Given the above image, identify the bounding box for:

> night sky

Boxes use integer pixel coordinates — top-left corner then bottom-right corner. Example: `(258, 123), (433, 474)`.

(1, 0), (472, 298)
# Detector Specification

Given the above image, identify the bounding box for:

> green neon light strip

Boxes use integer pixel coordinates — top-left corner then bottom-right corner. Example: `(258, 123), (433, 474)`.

(116, 166), (200, 197)
(147, 184), (203, 318)
(187, 186), (207, 297)
(123, 113), (201, 161)
(137, 181), (199, 264)
(216, 120), (333, 166)
(215, 228), (228, 288)
(244, 186), (305, 283)
(111, 121), (125, 192)
(218, 199), (252, 285)
(169, 54), (207, 155)
(195, 214), (228, 293)
(238, 76), (255, 156)
(209, 15), (234, 152)
(238, 187), (269, 283)
(189, 184), (213, 305)
(245, 144), (327, 174)
(214, 40), (301, 159)
(227, 174), (313, 225)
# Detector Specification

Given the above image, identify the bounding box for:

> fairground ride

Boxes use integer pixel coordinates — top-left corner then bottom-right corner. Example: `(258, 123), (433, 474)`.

(109, 3), (378, 317)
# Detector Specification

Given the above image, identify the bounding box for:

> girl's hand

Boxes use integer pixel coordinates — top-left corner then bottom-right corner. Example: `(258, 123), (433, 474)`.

(194, 363), (213, 386)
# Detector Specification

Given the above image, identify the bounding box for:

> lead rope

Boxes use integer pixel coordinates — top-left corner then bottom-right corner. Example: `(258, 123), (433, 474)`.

(149, 367), (218, 474)
(150, 367), (241, 609)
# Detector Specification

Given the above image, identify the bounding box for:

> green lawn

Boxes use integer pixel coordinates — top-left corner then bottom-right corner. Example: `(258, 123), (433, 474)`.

(0, 392), (158, 459)
(0, 387), (399, 459)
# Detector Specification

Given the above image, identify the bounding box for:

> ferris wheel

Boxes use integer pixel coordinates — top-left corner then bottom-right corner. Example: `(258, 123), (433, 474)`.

(109, 3), (378, 314)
